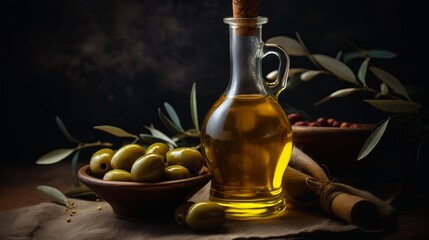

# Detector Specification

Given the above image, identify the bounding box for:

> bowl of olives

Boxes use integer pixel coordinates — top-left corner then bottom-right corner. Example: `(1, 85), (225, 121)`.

(288, 113), (374, 179)
(78, 143), (212, 222)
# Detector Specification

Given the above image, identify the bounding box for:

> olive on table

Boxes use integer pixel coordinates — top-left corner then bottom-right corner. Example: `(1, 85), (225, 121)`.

(130, 153), (165, 182)
(103, 169), (133, 182)
(111, 144), (146, 171)
(174, 201), (195, 226)
(145, 142), (170, 158)
(166, 148), (203, 174)
(164, 165), (191, 180)
(89, 148), (114, 178)
(185, 201), (226, 231)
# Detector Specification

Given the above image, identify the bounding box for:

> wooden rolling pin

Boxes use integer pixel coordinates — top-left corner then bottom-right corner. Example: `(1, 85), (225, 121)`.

(283, 147), (395, 231)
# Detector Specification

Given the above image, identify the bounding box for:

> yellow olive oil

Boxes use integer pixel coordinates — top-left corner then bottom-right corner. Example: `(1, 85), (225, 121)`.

(201, 94), (293, 219)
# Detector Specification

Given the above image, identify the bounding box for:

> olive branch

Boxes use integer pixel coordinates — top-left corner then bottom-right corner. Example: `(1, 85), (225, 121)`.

(36, 83), (201, 206)
(266, 32), (425, 161)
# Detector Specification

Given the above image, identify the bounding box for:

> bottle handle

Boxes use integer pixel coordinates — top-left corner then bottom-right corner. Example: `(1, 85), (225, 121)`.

(262, 43), (290, 98)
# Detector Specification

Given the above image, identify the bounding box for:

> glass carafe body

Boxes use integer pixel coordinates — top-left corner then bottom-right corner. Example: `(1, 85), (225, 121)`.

(200, 17), (293, 219)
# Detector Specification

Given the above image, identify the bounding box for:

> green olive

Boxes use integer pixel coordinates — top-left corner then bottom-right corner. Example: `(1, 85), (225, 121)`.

(111, 144), (145, 171)
(174, 201), (195, 226)
(164, 165), (191, 180)
(166, 148), (203, 174)
(130, 153), (165, 182)
(145, 142), (170, 158)
(89, 148), (114, 178)
(103, 169), (133, 182)
(185, 201), (226, 231)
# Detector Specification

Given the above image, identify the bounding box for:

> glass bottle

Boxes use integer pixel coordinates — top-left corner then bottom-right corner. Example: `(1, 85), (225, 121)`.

(200, 17), (293, 219)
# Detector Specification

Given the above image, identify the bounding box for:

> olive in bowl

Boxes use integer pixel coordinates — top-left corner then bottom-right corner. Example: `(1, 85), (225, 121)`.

(78, 164), (212, 222)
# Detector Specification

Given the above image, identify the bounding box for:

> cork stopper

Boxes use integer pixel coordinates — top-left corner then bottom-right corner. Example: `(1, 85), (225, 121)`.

(233, 0), (259, 18)
(232, 0), (260, 36)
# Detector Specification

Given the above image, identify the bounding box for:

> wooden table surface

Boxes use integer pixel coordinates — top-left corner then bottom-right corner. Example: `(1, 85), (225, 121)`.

(1, 162), (428, 239)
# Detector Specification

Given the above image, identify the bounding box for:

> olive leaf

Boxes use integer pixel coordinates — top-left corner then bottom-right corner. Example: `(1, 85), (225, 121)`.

(37, 185), (69, 207)
(144, 126), (177, 147)
(70, 150), (80, 187)
(380, 83), (389, 94)
(93, 125), (139, 139)
(314, 88), (360, 106)
(357, 117), (390, 161)
(190, 82), (200, 134)
(295, 32), (322, 68)
(56, 116), (82, 144)
(267, 68), (307, 81)
(343, 51), (363, 62)
(139, 133), (176, 148)
(300, 70), (323, 81)
(36, 148), (75, 165)
(266, 70), (278, 80)
(163, 102), (184, 131)
(158, 108), (185, 134)
(312, 54), (358, 84)
(335, 50), (343, 60)
(358, 57), (370, 85)
(266, 36), (307, 56)
(367, 49), (397, 59)
(364, 99), (422, 113)
(369, 67), (410, 100)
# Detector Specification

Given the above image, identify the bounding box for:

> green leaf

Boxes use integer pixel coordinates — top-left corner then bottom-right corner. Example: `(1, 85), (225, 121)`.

(380, 83), (389, 94)
(158, 108), (185, 134)
(266, 70), (278, 80)
(56, 116), (81, 144)
(37, 185), (69, 207)
(138, 134), (176, 149)
(267, 69), (307, 81)
(367, 49), (397, 59)
(364, 99), (422, 113)
(94, 125), (138, 139)
(343, 51), (363, 62)
(36, 149), (75, 165)
(295, 32), (322, 68)
(300, 70), (323, 81)
(266, 36), (306, 56)
(357, 118), (390, 161)
(358, 58), (370, 85)
(313, 54), (357, 84)
(144, 126), (177, 147)
(335, 50), (343, 60)
(70, 151), (80, 187)
(163, 102), (183, 131)
(314, 88), (360, 106)
(370, 67), (409, 99)
(190, 82), (200, 134)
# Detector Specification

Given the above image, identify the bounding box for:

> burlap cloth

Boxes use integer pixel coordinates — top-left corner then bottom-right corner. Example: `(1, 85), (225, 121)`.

(0, 182), (365, 240)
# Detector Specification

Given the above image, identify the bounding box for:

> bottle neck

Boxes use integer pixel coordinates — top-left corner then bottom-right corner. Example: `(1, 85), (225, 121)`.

(223, 18), (269, 97)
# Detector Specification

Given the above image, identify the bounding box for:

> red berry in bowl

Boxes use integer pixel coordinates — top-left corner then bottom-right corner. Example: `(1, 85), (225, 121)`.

(287, 113), (304, 125)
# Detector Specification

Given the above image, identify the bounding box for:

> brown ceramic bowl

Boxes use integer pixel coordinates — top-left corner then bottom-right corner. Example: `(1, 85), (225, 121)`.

(292, 124), (373, 180)
(78, 164), (211, 222)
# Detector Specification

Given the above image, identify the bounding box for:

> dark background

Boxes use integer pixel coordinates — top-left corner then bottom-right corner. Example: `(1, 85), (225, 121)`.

(3, 0), (426, 164)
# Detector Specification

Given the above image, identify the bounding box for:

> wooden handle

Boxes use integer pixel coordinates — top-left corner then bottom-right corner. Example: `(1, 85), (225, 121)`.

(332, 193), (380, 229)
